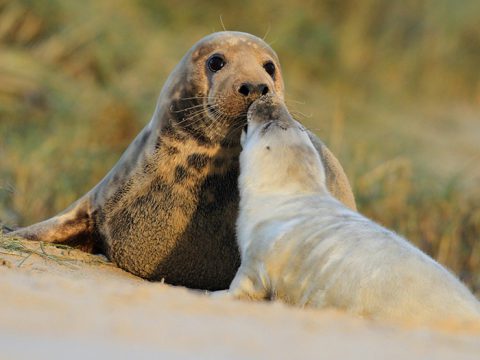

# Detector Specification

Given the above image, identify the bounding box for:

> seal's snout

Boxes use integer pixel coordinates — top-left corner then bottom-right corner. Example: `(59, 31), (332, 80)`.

(247, 94), (291, 130)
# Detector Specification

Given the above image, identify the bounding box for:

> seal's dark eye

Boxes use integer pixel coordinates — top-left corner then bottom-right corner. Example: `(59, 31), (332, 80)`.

(207, 55), (225, 72)
(264, 61), (275, 78)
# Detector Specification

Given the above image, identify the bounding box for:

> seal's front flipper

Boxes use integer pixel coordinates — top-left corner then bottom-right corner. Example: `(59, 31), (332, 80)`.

(229, 268), (269, 301)
(7, 197), (97, 252)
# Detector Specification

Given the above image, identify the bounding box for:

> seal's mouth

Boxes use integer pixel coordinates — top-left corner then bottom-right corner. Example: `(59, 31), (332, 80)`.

(263, 121), (275, 132)
(262, 120), (287, 133)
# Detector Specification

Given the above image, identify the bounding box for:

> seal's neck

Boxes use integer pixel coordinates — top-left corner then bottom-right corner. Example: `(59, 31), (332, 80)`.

(238, 143), (329, 198)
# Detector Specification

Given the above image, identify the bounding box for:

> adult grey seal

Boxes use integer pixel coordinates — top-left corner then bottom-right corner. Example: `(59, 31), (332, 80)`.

(231, 94), (480, 323)
(5, 32), (356, 290)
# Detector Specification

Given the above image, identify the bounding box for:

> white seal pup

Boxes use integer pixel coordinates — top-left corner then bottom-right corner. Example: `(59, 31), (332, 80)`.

(230, 94), (480, 324)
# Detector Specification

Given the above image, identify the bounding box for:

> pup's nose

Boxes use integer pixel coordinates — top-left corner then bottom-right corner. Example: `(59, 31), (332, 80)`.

(238, 83), (269, 97)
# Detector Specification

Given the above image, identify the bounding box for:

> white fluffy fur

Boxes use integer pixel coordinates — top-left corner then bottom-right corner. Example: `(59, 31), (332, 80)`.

(231, 98), (480, 324)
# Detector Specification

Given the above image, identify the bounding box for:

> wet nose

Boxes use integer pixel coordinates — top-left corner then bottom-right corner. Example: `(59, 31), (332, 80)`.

(238, 82), (269, 97)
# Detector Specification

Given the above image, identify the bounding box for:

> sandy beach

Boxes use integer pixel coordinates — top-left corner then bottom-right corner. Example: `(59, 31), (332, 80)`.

(0, 238), (479, 359)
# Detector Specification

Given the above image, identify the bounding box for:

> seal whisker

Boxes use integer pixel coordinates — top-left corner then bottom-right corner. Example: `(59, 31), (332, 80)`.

(284, 97), (306, 105)
(170, 103), (207, 113)
(205, 108), (224, 129)
(290, 110), (312, 119)
(175, 111), (208, 126)
(223, 118), (247, 147)
(227, 121), (246, 138)
(262, 24), (271, 41)
(176, 113), (210, 128)
(182, 107), (225, 140)
(185, 104), (217, 117)
(220, 110), (249, 145)
(267, 38), (278, 47)
(174, 105), (217, 126)
(204, 110), (230, 139)
(219, 15), (227, 31)
(178, 96), (221, 101)
(304, 127), (325, 133)
(174, 114), (209, 129)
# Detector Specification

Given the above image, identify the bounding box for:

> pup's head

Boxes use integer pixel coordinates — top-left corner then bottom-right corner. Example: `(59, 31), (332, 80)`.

(239, 94), (327, 196)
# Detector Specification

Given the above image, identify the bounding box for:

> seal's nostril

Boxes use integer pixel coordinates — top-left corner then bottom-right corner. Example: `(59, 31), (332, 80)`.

(239, 83), (269, 97)
(239, 84), (251, 96)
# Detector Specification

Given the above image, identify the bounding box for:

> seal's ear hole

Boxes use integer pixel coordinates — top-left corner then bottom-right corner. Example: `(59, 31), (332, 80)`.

(263, 61), (275, 79)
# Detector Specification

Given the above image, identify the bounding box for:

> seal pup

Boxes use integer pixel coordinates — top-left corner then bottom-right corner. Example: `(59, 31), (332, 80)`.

(4, 32), (355, 290)
(231, 94), (480, 323)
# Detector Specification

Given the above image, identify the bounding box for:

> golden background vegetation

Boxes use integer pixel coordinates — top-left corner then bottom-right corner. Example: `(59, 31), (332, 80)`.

(0, 0), (479, 293)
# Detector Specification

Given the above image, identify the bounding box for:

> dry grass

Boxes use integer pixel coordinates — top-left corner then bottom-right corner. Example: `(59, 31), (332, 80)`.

(0, 234), (74, 267)
(0, 232), (110, 267)
(0, 0), (479, 294)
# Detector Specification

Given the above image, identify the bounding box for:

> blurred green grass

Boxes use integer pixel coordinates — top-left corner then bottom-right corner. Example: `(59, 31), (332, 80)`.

(0, 0), (479, 293)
